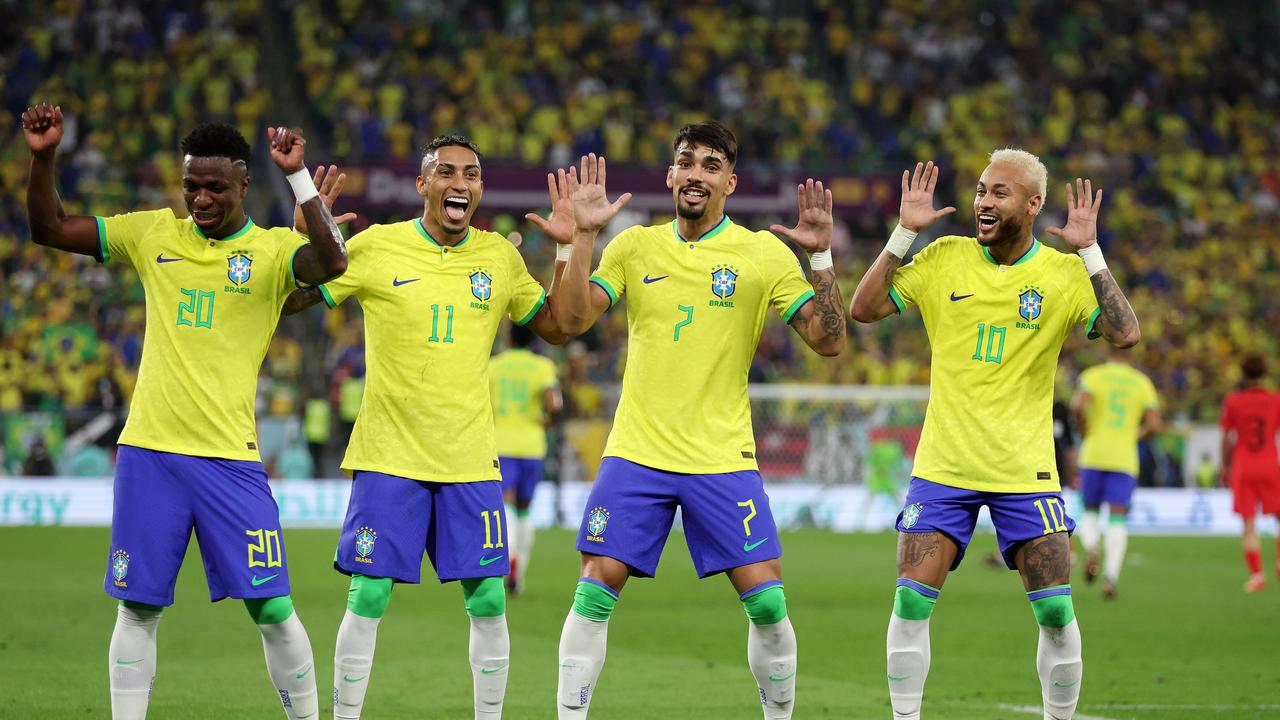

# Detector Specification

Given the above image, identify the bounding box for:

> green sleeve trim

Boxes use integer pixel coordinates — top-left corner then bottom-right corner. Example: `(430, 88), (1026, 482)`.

(515, 290), (546, 326)
(95, 216), (109, 264)
(1085, 307), (1102, 340)
(288, 243), (305, 287)
(318, 284), (338, 309)
(888, 287), (906, 314)
(589, 276), (618, 307)
(782, 289), (815, 324)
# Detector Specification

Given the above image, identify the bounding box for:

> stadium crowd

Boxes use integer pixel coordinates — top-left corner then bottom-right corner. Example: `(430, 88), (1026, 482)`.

(2, 0), (1279, 476)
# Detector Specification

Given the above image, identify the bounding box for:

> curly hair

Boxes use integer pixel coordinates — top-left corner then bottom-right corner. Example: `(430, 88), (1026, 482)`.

(179, 122), (251, 166)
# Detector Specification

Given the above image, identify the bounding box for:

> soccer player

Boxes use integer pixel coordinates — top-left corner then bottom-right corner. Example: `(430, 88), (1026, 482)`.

(489, 322), (563, 595)
(550, 121), (847, 719)
(21, 102), (349, 719)
(1219, 354), (1280, 592)
(284, 135), (571, 719)
(1072, 347), (1161, 598)
(848, 152), (1141, 720)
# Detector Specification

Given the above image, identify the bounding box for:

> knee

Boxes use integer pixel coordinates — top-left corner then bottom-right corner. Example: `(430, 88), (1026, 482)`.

(348, 575), (394, 619)
(741, 583), (788, 625)
(462, 576), (506, 618)
(244, 595), (295, 625)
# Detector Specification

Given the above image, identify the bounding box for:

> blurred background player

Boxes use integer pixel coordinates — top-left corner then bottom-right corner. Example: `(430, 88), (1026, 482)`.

(849, 153), (1141, 720)
(550, 122), (847, 719)
(1219, 354), (1280, 592)
(285, 135), (571, 719)
(22, 103), (348, 719)
(1073, 346), (1162, 599)
(490, 322), (563, 595)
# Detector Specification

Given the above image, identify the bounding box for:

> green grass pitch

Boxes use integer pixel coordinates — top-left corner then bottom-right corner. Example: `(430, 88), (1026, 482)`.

(2, 527), (1277, 718)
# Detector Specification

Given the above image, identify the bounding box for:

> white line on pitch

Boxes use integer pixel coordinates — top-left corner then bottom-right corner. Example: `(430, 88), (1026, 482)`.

(996, 704), (1119, 720)
(1093, 704), (1280, 711)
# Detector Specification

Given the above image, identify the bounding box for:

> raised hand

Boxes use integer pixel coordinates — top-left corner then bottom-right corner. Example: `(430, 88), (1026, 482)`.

(21, 102), (65, 157)
(1044, 178), (1103, 249)
(524, 168), (576, 245)
(294, 164), (358, 235)
(268, 126), (307, 174)
(566, 153), (632, 234)
(899, 161), (956, 232)
(770, 178), (833, 253)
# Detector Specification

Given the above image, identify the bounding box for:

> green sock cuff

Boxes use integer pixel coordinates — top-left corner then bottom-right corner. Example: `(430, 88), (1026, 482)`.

(892, 581), (939, 621)
(1107, 514), (1128, 525)
(462, 576), (506, 618)
(348, 574), (394, 619)
(120, 600), (164, 613)
(741, 585), (788, 625)
(1028, 589), (1076, 628)
(515, 508), (531, 518)
(245, 595), (295, 625)
(572, 579), (619, 621)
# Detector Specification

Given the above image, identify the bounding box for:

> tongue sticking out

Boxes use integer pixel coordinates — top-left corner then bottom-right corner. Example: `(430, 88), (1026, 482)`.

(445, 203), (467, 223)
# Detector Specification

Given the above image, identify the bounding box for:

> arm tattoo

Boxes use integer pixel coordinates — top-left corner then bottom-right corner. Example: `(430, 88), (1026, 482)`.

(810, 268), (846, 340)
(1019, 534), (1071, 589)
(1088, 269), (1138, 342)
(897, 532), (939, 568)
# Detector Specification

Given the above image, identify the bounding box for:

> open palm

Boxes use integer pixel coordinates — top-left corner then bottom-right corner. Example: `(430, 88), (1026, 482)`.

(770, 178), (833, 252)
(1045, 178), (1103, 249)
(899, 161), (956, 232)
(293, 165), (358, 235)
(567, 154), (632, 234)
(525, 169), (576, 245)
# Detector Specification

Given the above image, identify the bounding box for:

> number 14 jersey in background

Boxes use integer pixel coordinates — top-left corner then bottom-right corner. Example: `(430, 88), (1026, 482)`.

(890, 237), (1101, 493)
(320, 220), (546, 483)
(589, 216), (815, 474)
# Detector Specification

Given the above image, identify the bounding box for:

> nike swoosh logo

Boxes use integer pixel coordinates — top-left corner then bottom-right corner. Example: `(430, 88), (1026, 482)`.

(1053, 679), (1081, 688)
(116, 658), (145, 665)
(768, 672), (795, 682)
(156, 254), (183, 264)
(250, 573), (279, 586)
(295, 664), (312, 679)
(887, 673), (912, 681)
(392, 277), (420, 287)
(343, 674), (366, 683)
(481, 665), (508, 675)
(743, 537), (769, 552)
(949, 292), (974, 301)
(642, 274), (668, 284)
(479, 555), (502, 566)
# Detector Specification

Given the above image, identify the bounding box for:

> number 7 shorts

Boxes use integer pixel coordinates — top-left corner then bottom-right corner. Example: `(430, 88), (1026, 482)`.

(895, 476), (1075, 570)
(575, 456), (782, 578)
(106, 445), (291, 606)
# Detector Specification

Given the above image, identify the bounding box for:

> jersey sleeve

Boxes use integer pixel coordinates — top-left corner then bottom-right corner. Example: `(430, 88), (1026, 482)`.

(319, 229), (372, 308)
(268, 229), (310, 294)
(888, 239), (942, 313)
(95, 209), (174, 267)
(1141, 375), (1159, 410)
(539, 357), (560, 391)
(1065, 255), (1102, 339)
(589, 228), (634, 308)
(1219, 396), (1234, 431)
(505, 247), (547, 326)
(764, 236), (816, 323)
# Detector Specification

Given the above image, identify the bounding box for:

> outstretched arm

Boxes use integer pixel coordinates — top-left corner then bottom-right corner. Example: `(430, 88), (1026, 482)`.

(556, 155), (631, 337)
(22, 102), (101, 257)
(849, 161), (955, 323)
(1044, 178), (1140, 348)
(269, 127), (349, 287)
(520, 167), (581, 345)
(770, 179), (844, 356)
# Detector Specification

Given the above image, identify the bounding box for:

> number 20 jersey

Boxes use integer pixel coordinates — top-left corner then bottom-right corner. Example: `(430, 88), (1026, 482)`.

(890, 236), (1100, 493)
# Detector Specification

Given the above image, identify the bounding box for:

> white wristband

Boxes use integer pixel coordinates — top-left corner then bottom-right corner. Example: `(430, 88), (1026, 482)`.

(556, 244), (573, 262)
(808, 248), (833, 271)
(286, 168), (319, 204)
(886, 223), (918, 258)
(1077, 243), (1107, 276)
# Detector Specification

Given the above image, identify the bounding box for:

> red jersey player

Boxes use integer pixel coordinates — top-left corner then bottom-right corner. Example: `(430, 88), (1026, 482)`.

(1219, 355), (1280, 591)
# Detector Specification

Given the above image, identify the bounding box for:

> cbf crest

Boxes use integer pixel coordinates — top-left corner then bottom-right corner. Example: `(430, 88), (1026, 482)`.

(901, 503), (923, 530)
(111, 549), (131, 587)
(585, 507), (611, 543)
(469, 269), (493, 302)
(711, 265), (738, 299)
(354, 526), (377, 564)
(1018, 286), (1044, 322)
(227, 252), (253, 286)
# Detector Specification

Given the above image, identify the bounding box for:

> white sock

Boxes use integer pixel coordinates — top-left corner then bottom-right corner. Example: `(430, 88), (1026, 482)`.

(109, 604), (162, 720)
(470, 615), (510, 719)
(515, 515), (535, 586)
(504, 504), (518, 559)
(258, 611), (319, 720)
(1037, 619), (1083, 720)
(886, 614), (930, 720)
(747, 617), (797, 719)
(333, 610), (381, 719)
(1103, 520), (1128, 583)
(557, 611), (609, 718)
(1078, 511), (1100, 555)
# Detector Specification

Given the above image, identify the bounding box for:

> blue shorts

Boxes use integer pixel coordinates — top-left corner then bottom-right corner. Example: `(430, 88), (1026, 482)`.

(895, 477), (1075, 570)
(335, 471), (510, 583)
(575, 457), (781, 578)
(1079, 468), (1137, 508)
(499, 457), (543, 504)
(106, 445), (291, 606)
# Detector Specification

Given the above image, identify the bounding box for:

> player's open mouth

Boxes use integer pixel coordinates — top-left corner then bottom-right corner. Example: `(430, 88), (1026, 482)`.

(192, 210), (220, 228)
(680, 187), (709, 205)
(443, 196), (470, 223)
(977, 214), (998, 232)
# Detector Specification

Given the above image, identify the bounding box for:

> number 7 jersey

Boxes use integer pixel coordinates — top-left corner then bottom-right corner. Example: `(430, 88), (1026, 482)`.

(890, 236), (1100, 492)
(589, 216), (815, 474)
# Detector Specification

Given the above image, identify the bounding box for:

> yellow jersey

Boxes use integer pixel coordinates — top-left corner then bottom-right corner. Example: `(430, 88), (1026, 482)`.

(95, 210), (306, 461)
(320, 219), (546, 483)
(590, 216), (815, 473)
(1077, 362), (1158, 476)
(890, 237), (1100, 493)
(489, 348), (559, 459)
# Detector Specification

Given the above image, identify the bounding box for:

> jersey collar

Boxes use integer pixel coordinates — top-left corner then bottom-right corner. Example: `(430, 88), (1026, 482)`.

(415, 218), (471, 248)
(193, 216), (254, 242)
(672, 214), (731, 243)
(981, 237), (1040, 266)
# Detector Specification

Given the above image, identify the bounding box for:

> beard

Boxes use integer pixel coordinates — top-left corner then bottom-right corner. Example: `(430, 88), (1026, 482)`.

(676, 198), (707, 220)
(979, 213), (1027, 246)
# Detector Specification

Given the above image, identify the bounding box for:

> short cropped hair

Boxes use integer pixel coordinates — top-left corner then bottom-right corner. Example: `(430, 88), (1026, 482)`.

(180, 122), (251, 166)
(988, 148), (1048, 210)
(1242, 354), (1267, 380)
(423, 135), (483, 162)
(510, 323), (535, 349)
(673, 120), (738, 167)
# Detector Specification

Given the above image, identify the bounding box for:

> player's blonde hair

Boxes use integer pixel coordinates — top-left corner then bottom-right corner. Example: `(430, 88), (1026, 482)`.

(988, 148), (1047, 212)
